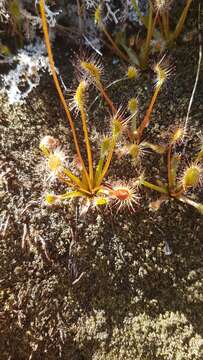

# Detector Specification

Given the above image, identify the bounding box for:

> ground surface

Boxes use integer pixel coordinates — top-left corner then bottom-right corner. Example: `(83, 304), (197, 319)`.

(0, 2), (203, 360)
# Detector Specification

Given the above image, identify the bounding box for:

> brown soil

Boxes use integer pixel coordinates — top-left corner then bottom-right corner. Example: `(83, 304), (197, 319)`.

(0, 3), (203, 359)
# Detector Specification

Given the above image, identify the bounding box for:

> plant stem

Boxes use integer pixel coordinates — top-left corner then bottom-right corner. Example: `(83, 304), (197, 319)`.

(59, 172), (92, 195)
(161, 10), (170, 41)
(172, 0), (192, 42)
(141, 4), (156, 68)
(60, 190), (87, 200)
(157, 13), (164, 33)
(97, 81), (117, 114)
(95, 157), (104, 184)
(136, 85), (161, 143)
(141, 179), (168, 194)
(96, 138), (116, 187)
(88, 77), (126, 112)
(39, 0), (90, 189)
(58, 169), (92, 195)
(178, 195), (203, 213)
(167, 142), (174, 193)
(170, 187), (184, 198)
(79, 107), (94, 187)
(61, 167), (83, 187)
(101, 24), (129, 62)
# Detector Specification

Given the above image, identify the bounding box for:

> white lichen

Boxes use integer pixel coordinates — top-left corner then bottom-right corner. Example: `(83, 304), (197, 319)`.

(35, 0), (61, 28)
(0, 0), (10, 23)
(103, 0), (120, 24)
(84, 0), (98, 9)
(126, 0), (146, 25)
(1, 40), (49, 104)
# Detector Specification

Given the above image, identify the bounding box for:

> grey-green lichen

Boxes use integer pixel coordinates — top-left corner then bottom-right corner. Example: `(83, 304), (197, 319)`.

(75, 312), (203, 360)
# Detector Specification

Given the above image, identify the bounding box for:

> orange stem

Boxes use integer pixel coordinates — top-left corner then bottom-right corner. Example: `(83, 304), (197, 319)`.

(167, 143), (174, 193)
(101, 24), (129, 63)
(39, 0), (91, 189)
(172, 0), (192, 41)
(161, 11), (170, 40)
(97, 81), (117, 114)
(137, 85), (161, 143)
(141, 3), (154, 68)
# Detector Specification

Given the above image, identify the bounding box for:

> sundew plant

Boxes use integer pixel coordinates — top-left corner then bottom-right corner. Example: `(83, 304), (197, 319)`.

(38, 0), (202, 215)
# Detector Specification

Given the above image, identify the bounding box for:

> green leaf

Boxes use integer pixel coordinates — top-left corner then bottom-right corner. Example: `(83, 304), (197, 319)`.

(59, 191), (85, 200)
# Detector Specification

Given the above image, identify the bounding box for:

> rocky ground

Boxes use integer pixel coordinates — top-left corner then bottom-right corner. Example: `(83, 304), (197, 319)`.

(0, 2), (203, 359)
